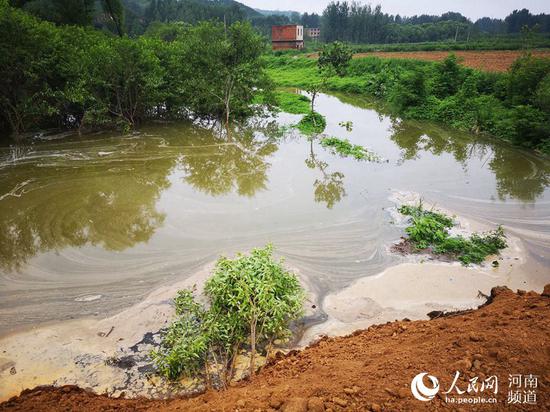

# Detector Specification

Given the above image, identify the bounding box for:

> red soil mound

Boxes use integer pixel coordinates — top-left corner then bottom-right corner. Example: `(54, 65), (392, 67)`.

(2, 285), (550, 411)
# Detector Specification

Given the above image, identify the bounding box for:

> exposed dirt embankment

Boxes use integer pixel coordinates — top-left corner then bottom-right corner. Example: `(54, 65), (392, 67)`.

(2, 285), (550, 411)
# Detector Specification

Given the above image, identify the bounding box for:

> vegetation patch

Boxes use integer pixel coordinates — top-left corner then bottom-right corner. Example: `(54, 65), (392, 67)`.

(274, 91), (311, 115)
(320, 137), (379, 161)
(0, 5), (273, 136)
(266, 52), (550, 154)
(151, 245), (304, 385)
(396, 203), (507, 265)
(296, 112), (327, 135)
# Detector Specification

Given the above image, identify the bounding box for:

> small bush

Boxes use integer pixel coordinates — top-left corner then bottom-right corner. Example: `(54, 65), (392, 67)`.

(297, 112), (326, 134)
(398, 203), (507, 265)
(151, 245), (304, 383)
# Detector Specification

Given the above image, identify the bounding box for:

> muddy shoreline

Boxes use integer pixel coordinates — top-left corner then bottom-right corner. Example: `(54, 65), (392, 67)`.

(1, 192), (548, 402)
(2, 285), (550, 411)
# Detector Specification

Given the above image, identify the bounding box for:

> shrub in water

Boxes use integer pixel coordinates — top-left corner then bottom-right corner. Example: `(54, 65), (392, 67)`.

(399, 203), (507, 264)
(297, 112), (327, 134)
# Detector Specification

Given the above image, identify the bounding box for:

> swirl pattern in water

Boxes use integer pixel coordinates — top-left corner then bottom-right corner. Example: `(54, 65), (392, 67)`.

(1, 92), (549, 334)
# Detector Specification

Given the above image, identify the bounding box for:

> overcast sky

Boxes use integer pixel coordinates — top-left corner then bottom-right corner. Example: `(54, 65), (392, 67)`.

(241, 0), (550, 20)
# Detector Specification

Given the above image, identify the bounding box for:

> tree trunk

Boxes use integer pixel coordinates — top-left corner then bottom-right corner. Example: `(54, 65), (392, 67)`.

(226, 341), (240, 385)
(249, 316), (258, 380)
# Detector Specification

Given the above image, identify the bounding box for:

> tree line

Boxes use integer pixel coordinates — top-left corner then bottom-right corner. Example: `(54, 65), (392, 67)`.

(320, 1), (550, 44)
(0, 1), (273, 137)
(9, 0), (550, 44)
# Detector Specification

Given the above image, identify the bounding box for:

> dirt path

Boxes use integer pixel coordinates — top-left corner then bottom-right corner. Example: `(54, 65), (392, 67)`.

(2, 285), (550, 411)
(355, 50), (550, 72)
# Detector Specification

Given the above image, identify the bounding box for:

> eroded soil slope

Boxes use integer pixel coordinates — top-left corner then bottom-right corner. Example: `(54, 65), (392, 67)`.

(2, 286), (550, 411)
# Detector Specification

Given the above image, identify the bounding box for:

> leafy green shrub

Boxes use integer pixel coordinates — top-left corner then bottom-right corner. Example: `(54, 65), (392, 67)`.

(152, 245), (304, 383)
(388, 69), (427, 111)
(320, 137), (380, 161)
(431, 54), (466, 98)
(297, 112), (326, 134)
(318, 41), (353, 77)
(535, 73), (550, 112)
(398, 204), (454, 227)
(404, 215), (450, 249)
(508, 105), (549, 147)
(507, 54), (550, 106)
(398, 204), (507, 265)
(151, 289), (209, 380)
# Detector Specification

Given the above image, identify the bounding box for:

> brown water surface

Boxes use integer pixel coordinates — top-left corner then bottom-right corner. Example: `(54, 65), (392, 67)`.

(1, 92), (549, 334)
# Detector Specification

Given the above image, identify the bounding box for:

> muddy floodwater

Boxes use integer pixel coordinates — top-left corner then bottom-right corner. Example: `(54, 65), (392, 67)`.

(1, 92), (550, 335)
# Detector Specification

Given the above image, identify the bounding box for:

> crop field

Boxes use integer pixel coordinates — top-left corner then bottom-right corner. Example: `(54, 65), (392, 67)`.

(355, 49), (550, 72)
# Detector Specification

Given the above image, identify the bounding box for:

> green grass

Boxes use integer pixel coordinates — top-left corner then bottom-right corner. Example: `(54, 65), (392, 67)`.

(398, 203), (507, 265)
(320, 137), (379, 161)
(296, 112), (326, 134)
(274, 90), (311, 114)
(265, 54), (550, 154)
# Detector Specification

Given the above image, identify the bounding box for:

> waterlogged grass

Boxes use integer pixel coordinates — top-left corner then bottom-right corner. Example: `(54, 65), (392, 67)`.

(296, 112), (326, 135)
(266, 57), (319, 88)
(320, 137), (379, 161)
(275, 91), (311, 114)
(398, 204), (507, 265)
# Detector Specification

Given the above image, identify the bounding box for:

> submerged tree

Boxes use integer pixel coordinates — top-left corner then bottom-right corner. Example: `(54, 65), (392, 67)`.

(172, 21), (273, 126)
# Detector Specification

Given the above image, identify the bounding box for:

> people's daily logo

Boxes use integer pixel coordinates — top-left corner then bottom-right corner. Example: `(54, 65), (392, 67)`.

(411, 373), (440, 401)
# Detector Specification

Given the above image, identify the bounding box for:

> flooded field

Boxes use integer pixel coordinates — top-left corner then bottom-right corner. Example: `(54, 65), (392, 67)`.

(1, 91), (550, 335)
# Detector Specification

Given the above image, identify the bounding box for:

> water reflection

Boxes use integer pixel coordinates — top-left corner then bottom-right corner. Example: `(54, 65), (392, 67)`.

(489, 148), (550, 202)
(389, 119), (550, 202)
(0, 121), (288, 271)
(0, 140), (173, 271)
(390, 119), (470, 165)
(305, 138), (346, 209)
(179, 122), (279, 197)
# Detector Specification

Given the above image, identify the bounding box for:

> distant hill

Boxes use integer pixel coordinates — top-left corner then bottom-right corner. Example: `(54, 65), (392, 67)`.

(122, 0), (261, 19)
(254, 8), (299, 18)
(210, 0), (262, 18)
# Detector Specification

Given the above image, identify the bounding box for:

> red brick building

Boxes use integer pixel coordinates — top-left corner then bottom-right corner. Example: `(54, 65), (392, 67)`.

(272, 25), (304, 50)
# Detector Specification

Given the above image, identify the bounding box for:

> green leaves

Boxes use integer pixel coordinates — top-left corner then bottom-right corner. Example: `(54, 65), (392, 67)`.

(152, 245), (305, 382)
(320, 137), (380, 161)
(0, 7), (271, 136)
(318, 41), (353, 77)
(296, 112), (326, 135)
(399, 204), (507, 265)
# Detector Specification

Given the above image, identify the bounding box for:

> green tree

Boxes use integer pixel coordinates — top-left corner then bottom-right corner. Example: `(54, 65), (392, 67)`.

(318, 41), (353, 77)
(170, 21), (272, 126)
(101, 0), (124, 36)
(152, 245), (305, 383)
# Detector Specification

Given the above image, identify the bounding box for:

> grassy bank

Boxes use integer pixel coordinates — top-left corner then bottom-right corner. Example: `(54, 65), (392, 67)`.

(265, 54), (550, 154)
